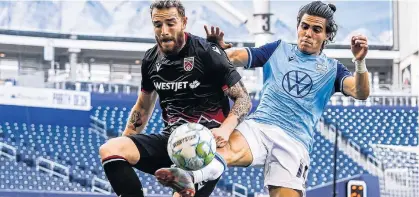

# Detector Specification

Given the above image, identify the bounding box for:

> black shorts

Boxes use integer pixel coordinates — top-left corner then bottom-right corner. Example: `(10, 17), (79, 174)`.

(127, 133), (173, 175)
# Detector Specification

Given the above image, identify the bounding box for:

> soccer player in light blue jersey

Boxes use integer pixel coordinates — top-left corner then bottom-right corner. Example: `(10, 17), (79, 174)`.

(161, 1), (370, 197)
(203, 1), (370, 197)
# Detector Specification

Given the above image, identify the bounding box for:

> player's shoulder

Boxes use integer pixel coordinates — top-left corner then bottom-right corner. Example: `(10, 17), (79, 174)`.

(143, 45), (159, 60)
(259, 39), (283, 49)
(142, 45), (159, 67)
(187, 33), (220, 53)
(265, 39), (288, 54)
(323, 55), (342, 70)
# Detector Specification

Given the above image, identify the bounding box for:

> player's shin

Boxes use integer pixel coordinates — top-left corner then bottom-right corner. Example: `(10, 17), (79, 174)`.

(191, 153), (227, 183)
(102, 156), (144, 197)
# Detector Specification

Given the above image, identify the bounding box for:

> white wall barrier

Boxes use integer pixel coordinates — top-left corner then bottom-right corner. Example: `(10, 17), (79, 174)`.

(0, 86), (91, 111)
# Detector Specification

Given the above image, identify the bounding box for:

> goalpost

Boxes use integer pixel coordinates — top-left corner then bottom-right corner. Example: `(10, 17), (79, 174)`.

(372, 144), (419, 197)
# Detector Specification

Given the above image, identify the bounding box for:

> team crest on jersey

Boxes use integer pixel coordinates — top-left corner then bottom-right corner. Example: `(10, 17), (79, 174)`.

(184, 57), (194, 71)
(316, 63), (328, 74)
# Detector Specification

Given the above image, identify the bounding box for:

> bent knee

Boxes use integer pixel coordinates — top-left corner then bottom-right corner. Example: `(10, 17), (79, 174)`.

(98, 138), (125, 159)
(99, 137), (140, 165)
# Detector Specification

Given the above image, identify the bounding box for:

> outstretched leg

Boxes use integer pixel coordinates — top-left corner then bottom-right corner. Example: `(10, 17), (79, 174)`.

(217, 129), (253, 167)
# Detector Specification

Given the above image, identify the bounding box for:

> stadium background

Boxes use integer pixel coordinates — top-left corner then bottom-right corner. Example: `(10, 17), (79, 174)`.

(0, 0), (417, 197)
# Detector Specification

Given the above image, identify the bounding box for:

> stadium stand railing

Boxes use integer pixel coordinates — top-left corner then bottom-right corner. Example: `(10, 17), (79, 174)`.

(91, 176), (112, 194)
(36, 157), (70, 181)
(330, 92), (418, 107)
(89, 115), (108, 138)
(0, 142), (17, 161)
(372, 144), (419, 197)
(232, 183), (248, 197)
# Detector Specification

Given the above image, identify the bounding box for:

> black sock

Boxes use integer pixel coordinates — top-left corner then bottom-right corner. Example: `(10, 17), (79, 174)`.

(102, 155), (144, 197)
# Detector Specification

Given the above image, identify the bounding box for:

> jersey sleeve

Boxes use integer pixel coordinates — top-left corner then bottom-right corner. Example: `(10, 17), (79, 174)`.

(140, 59), (154, 93)
(245, 40), (280, 69)
(334, 61), (353, 95)
(206, 44), (242, 90)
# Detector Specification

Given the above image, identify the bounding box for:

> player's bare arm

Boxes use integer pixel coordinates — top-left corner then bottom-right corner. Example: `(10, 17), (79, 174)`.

(224, 80), (252, 125)
(342, 34), (370, 100)
(123, 91), (158, 136)
(226, 49), (249, 68)
(204, 25), (248, 67)
(213, 80), (251, 147)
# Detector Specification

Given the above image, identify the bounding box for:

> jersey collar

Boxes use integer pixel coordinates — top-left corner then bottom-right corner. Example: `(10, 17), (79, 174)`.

(294, 45), (324, 60)
(177, 32), (190, 55)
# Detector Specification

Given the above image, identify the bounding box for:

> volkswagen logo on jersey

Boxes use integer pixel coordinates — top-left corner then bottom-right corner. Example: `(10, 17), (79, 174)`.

(184, 57), (194, 71)
(282, 70), (313, 98)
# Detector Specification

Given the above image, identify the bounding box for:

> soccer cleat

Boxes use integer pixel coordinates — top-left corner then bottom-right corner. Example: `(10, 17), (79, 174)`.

(155, 167), (196, 197)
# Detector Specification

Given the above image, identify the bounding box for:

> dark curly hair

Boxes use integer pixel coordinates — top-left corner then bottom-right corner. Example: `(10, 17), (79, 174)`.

(297, 1), (338, 48)
(150, 0), (185, 17)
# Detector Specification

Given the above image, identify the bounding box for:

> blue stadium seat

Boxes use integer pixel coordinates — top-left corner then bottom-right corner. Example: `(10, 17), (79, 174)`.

(323, 106), (418, 155)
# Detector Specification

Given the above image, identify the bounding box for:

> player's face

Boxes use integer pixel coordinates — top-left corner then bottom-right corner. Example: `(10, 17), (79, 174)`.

(297, 14), (328, 55)
(152, 7), (187, 55)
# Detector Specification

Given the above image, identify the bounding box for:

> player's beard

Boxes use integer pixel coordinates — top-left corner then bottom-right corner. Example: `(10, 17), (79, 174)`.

(157, 32), (185, 56)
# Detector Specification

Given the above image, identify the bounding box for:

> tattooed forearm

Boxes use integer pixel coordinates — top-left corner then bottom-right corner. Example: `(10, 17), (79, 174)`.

(225, 81), (252, 123)
(126, 109), (143, 132)
(123, 91), (158, 136)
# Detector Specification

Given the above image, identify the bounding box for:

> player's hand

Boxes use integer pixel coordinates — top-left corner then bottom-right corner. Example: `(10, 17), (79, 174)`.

(211, 127), (229, 148)
(204, 25), (233, 50)
(351, 34), (368, 61)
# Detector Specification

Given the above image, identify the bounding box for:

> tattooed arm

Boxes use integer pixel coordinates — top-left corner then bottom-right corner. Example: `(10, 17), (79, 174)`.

(203, 43), (252, 147)
(212, 80), (252, 147)
(222, 80), (252, 130)
(122, 91), (158, 136)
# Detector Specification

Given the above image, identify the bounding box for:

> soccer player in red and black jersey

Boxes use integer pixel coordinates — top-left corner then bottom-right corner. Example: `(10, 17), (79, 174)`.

(99, 1), (251, 197)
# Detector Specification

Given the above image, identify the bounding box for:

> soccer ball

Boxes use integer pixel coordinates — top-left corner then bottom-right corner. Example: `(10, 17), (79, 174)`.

(167, 123), (216, 171)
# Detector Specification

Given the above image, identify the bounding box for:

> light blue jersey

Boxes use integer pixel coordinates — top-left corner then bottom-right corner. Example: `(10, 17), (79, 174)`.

(244, 40), (352, 152)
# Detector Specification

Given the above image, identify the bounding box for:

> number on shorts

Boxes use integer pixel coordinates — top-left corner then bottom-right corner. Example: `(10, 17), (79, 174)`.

(296, 160), (309, 180)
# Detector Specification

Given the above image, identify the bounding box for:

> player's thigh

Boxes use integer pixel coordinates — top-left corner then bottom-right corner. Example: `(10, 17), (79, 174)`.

(129, 133), (173, 175)
(268, 186), (302, 197)
(217, 129), (253, 167)
(99, 136), (140, 165)
(218, 119), (268, 167)
(262, 124), (310, 195)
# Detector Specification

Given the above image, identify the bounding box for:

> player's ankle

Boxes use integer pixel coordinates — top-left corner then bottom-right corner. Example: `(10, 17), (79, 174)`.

(214, 153), (227, 170)
(191, 154), (225, 183)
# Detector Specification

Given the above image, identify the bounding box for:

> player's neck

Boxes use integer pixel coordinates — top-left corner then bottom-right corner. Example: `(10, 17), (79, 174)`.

(296, 46), (321, 56)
